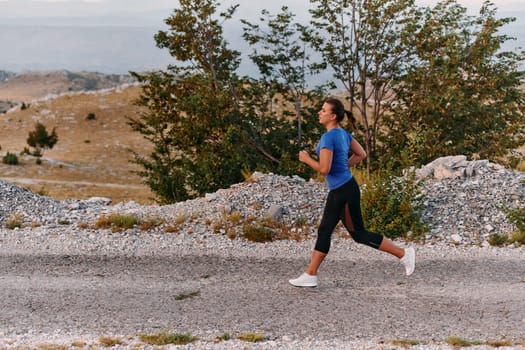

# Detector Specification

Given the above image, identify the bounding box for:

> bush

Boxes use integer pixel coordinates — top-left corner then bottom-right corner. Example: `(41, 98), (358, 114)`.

(27, 122), (58, 155)
(505, 207), (525, 246)
(360, 170), (427, 241)
(95, 213), (139, 232)
(242, 222), (275, 242)
(2, 152), (19, 165)
(488, 233), (508, 247)
(86, 112), (96, 120)
(139, 331), (197, 346)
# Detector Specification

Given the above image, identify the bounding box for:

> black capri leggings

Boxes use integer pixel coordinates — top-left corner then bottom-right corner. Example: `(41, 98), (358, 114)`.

(314, 177), (384, 254)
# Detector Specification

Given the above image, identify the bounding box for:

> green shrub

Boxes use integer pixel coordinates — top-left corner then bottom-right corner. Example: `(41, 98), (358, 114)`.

(86, 112), (96, 120)
(237, 333), (265, 343)
(2, 152), (19, 165)
(242, 222), (275, 242)
(139, 331), (197, 345)
(361, 170), (427, 241)
(488, 233), (508, 247)
(506, 207), (525, 232)
(94, 213), (139, 232)
(35, 157), (42, 165)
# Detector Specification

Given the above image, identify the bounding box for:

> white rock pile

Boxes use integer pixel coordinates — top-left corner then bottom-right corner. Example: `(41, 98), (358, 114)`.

(0, 155), (523, 247)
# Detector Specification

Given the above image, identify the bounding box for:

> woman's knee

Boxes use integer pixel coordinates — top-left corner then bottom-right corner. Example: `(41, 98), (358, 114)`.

(315, 231), (331, 254)
(350, 229), (383, 248)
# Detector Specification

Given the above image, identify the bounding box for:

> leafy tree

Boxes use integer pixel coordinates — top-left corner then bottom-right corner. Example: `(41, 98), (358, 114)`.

(382, 0), (525, 169)
(307, 0), (418, 173)
(241, 6), (325, 176)
(26, 122), (58, 155)
(128, 0), (316, 203)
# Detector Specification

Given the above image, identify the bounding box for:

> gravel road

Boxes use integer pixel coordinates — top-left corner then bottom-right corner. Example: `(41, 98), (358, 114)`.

(1, 230), (524, 349)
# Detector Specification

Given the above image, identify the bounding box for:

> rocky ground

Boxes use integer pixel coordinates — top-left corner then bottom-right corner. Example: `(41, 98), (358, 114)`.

(0, 156), (524, 349)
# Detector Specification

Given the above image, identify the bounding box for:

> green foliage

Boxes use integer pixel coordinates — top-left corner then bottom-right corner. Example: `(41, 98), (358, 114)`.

(488, 233), (508, 247)
(2, 152), (19, 165)
(308, 0), (418, 173)
(129, 0), (320, 203)
(94, 213), (139, 232)
(237, 333), (265, 343)
(506, 207), (525, 232)
(139, 331), (197, 346)
(129, 0), (524, 203)
(86, 112), (96, 120)
(361, 170), (427, 240)
(242, 6), (326, 148)
(383, 0), (525, 170)
(242, 222), (275, 242)
(26, 122), (58, 155)
(505, 207), (525, 245)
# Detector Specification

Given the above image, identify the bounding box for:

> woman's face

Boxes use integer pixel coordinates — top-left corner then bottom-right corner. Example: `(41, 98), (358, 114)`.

(318, 102), (335, 125)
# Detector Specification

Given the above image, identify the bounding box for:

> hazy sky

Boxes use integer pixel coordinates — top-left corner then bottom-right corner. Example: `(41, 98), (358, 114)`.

(0, 0), (523, 19)
(0, 0), (523, 74)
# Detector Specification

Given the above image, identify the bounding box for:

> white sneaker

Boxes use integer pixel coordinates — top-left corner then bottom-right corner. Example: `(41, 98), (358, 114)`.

(400, 246), (415, 276)
(289, 272), (318, 287)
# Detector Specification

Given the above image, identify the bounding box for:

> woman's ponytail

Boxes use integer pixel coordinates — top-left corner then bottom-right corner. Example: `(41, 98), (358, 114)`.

(325, 97), (357, 130)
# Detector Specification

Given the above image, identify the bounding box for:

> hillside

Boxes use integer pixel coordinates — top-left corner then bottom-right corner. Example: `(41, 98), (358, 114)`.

(0, 80), (155, 204)
(0, 70), (135, 106)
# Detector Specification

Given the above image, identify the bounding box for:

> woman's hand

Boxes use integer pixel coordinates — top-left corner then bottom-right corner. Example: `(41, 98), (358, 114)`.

(300, 149), (332, 175)
(299, 150), (311, 163)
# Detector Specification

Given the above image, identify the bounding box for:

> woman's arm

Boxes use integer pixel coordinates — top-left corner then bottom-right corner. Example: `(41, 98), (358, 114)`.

(348, 138), (367, 167)
(299, 148), (333, 176)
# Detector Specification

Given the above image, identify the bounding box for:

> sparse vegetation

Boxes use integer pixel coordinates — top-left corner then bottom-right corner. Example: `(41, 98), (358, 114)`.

(138, 331), (197, 346)
(2, 151), (19, 165)
(86, 112), (96, 120)
(445, 336), (483, 347)
(35, 343), (68, 350)
(70, 340), (86, 348)
(6, 213), (23, 229)
(139, 216), (164, 230)
(94, 213), (139, 232)
(237, 332), (265, 343)
(175, 290), (200, 300)
(486, 339), (514, 347)
(361, 170), (427, 241)
(488, 233), (508, 247)
(215, 333), (231, 341)
(390, 339), (420, 347)
(27, 122), (58, 156)
(242, 222), (275, 243)
(98, 336), (122, 347)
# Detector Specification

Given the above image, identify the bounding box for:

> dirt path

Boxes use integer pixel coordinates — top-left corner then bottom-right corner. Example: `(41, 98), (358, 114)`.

(1, 248), (524, 344)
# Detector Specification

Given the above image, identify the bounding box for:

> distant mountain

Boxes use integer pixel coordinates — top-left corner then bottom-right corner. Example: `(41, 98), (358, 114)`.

(0, 70), (16, 82)
(0, 70), (137, 104)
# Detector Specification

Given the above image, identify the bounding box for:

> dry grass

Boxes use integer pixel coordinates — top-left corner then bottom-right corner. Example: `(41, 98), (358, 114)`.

(138, 331), (197, 346)
(0, 85), (156, 204)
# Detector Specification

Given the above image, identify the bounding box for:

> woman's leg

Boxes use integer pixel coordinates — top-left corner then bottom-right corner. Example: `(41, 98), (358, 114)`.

(289, 188), (345, 287)
(306, 250), (327, 276)
(341, 178), (415, 275)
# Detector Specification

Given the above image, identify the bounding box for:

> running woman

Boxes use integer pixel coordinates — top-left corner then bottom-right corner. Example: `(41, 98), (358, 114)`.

(289, 97), (415, 288)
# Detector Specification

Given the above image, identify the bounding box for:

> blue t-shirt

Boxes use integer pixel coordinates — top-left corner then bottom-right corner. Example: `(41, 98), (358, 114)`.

(316, 128), (353, 190)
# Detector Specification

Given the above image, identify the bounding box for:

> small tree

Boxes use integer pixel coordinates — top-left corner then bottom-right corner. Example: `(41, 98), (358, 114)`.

(27, 122), (58, 155)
